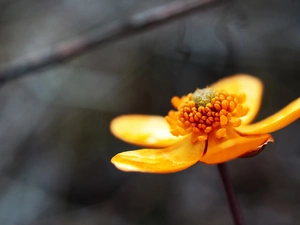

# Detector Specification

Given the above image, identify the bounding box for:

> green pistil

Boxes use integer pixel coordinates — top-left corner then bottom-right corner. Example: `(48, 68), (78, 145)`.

(192, 88), (216, 107)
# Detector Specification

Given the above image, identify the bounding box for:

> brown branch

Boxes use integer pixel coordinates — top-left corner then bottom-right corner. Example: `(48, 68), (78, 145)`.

(0, 0), (225, 82)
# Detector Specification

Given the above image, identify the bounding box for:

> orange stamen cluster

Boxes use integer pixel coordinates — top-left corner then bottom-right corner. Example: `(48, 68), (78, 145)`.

(165, 89), (248, 140)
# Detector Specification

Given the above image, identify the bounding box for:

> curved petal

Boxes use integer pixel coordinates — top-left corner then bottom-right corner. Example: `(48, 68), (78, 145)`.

(110, 115), (180, 148)
(111, 134), (206, 173)
(239, 143), (268, 158)
(211, 74), (263, 125)
(236, 98), (300, 134)
(200, 128), (273, 164)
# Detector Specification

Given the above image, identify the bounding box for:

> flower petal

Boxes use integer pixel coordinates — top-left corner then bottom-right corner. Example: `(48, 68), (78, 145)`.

(110, 115), (180, 148)
(236, 98), (300, 134)
(211, 74), (263, 124)
(111, 134), (206, 173)
(199, 128), (273, 164)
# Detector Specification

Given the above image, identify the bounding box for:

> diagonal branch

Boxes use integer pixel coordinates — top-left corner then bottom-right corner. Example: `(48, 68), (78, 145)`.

(0, 0), (225, 83)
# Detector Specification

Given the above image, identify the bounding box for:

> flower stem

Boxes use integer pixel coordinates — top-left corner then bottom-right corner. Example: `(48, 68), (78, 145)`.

(217, 163), (245, 225)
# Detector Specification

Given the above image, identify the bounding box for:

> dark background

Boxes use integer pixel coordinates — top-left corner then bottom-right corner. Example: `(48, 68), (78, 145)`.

(0, 0), (299, 224)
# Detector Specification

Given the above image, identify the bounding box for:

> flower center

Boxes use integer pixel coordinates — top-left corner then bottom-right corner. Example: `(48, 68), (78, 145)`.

(165, 88), (248, 141)
(192, 88), (216, 107)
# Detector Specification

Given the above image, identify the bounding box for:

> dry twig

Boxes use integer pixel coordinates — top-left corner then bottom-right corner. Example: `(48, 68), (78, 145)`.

(0, 0), (224, 82)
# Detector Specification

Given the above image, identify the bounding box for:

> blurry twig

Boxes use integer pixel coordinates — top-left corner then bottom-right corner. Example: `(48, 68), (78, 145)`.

(0, 0), (224, 82)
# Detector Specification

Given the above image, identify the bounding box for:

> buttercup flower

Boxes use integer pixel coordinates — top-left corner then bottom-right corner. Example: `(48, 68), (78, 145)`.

(110, 75), (300, 173)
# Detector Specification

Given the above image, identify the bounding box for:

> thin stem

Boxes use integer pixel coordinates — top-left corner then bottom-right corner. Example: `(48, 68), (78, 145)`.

(0, 0), (224, 83)
(217, 163), (245, 225)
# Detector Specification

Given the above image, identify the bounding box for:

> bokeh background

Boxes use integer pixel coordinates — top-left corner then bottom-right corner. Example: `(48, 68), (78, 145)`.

(0, 0), (299, 224)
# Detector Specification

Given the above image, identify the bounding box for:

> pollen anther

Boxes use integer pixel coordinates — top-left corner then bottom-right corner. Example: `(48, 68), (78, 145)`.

(204, 126), (212, 133)
(220, 115), (228, 125)
(222, 100), (228, 110)
(214, 103), (221, 111)
(216, 128), (226, 139)
(198, 135), (207, 141)
(165, 88), (248, 138)
(229, 101), (236, 112)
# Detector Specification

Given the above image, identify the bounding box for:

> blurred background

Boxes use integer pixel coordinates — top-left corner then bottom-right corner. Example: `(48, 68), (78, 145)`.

(0, 0), (299, 224)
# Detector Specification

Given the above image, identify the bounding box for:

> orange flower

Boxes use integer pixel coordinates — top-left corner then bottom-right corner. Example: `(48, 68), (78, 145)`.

(110, 75), (300, 173)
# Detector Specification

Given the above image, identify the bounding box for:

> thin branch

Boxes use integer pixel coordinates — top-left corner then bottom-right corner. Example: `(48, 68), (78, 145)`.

(217, 163), (245, 225)
(0, 0), (224, 82)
